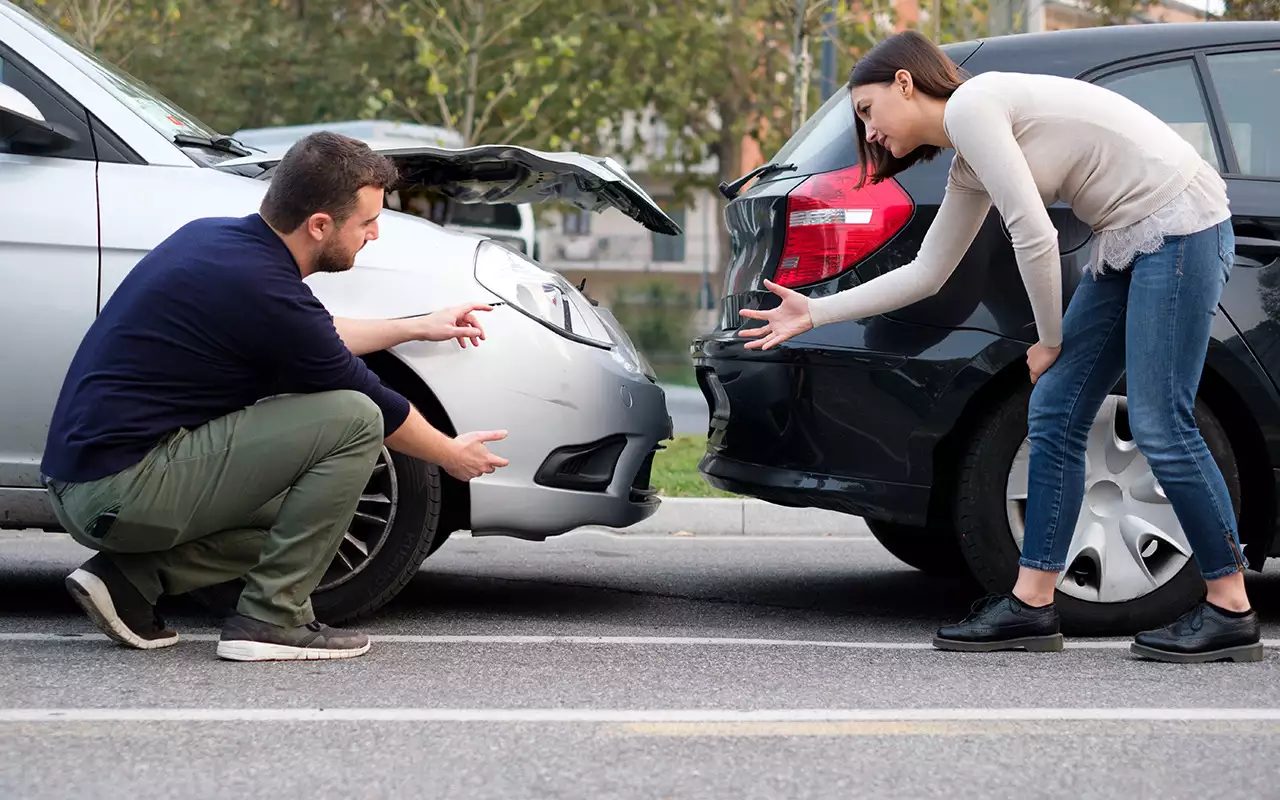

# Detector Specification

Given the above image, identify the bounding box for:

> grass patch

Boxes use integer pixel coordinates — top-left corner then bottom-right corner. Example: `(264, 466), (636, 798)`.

(649, 356), (697, 388)
(652, 434), (739, 498)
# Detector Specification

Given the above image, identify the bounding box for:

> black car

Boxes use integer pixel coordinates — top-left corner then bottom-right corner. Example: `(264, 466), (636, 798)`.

(693, 21), (1280, 635)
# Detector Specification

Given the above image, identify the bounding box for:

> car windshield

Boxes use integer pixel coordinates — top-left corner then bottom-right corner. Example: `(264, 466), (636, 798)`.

(8, 2), (222, 143)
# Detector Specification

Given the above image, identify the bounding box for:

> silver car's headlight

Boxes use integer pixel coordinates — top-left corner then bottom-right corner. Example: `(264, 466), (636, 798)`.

(473, 240), (613, 348)
(594, 306), (653, 379)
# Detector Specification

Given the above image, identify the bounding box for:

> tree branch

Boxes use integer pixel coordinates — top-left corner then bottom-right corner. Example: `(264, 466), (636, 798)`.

(420, 0), (470, 50)
(498, 89), (557, 146)
(478, 0), (545, 50)
(472, 71), (517, 141)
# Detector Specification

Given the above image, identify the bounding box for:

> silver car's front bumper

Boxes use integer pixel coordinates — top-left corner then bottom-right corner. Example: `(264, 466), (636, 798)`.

(393, 304), (673, 539)
(472, 371), (671, 537)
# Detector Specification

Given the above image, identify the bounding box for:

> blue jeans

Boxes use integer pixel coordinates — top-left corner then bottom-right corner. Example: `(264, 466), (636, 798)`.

(1020, 219), (1247, 580)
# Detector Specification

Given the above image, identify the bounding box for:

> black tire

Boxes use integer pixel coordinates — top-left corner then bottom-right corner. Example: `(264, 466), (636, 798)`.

(865, 518), (972, 577)
(310, 447), (443, 624)
(953, 382), (1240, 637)
(188, 446), (444, 626)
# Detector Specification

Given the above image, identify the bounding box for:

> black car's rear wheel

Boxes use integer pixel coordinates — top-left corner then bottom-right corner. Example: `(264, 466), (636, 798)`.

(865, 519), (971, 577)
(952, 382), (1240, 636)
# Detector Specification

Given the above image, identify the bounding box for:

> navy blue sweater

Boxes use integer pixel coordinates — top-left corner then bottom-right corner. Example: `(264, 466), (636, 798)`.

(41, 214), (411, 483)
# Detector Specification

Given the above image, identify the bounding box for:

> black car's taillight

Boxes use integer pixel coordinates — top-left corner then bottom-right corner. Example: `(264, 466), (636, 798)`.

(774, 165), (914, 289)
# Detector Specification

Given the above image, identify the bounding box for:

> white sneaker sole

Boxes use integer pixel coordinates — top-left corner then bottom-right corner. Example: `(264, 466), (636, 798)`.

(65, 569), (179, 650)
(216, 639), (372, 662)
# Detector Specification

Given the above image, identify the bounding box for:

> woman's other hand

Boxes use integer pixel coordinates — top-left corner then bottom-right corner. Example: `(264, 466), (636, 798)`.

(1026, 341), (1061, 384)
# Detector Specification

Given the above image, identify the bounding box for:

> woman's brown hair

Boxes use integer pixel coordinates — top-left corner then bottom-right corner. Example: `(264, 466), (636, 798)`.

(848, 30), (967, 187)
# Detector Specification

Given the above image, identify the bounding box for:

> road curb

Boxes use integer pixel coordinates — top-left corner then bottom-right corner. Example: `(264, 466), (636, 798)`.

(600, 497), (871, 537)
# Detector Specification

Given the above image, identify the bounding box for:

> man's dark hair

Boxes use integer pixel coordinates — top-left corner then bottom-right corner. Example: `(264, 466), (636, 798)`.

(259, 131), (401, 233)
(847, 30), (967, 188)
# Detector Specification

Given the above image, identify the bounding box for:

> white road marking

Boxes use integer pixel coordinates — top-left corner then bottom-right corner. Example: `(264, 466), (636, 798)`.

(493, 532), (880, 542)
(1, 632), (1278, 649)
(2, 707), (1280, 723)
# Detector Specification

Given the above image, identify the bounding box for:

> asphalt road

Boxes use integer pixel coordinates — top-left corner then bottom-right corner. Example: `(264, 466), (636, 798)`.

(3, 527), (1280, 800)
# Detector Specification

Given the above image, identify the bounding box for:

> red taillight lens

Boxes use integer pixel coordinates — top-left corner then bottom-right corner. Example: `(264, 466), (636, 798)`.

(773, 166), (914, 288)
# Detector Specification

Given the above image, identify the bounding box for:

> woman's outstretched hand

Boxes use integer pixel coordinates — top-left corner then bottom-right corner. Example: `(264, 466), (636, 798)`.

(738, 279), (814, 350)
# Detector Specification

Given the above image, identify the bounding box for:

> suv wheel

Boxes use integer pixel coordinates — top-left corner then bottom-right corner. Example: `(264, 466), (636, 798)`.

(188, 445), (444, 625)
(865, 519), (971, 577)
(953, 383), (1240, 636)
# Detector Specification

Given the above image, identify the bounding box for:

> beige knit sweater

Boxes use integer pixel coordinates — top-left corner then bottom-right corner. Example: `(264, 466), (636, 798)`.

(806, 70), (1228, 347)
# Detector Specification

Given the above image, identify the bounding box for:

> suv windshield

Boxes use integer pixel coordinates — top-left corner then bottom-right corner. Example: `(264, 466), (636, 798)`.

(6, 2), (231, 159)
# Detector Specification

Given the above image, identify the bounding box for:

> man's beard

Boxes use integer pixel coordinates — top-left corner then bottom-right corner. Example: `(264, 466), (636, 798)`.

(315, 240), (357, 273)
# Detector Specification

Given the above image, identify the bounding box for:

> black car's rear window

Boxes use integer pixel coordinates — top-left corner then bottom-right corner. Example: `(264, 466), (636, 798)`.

(771, 88), (858, 177)
(769, 40), (982, 178)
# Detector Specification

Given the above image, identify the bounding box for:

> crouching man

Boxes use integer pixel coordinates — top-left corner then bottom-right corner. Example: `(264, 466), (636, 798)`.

(40, 132), (507, 662)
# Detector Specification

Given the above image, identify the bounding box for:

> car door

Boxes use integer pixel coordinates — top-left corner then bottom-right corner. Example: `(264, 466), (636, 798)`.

(0, 43), (99, 490)
(1197, 46), (1280, 387)
(216, 143), (685, 236)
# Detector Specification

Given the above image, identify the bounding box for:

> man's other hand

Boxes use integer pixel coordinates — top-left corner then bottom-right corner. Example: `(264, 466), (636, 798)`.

(407, 303), (494, 348)
(443, 430), (510, 481)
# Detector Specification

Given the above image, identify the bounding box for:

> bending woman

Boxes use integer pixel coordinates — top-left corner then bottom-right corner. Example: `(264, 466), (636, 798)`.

(739, 30), (1260, 664)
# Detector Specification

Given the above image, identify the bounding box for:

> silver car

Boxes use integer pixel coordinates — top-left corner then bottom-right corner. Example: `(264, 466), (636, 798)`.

(0, 0), (680, 622)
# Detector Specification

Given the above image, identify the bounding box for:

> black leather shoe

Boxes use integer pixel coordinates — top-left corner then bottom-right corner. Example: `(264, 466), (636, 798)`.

(1131, 601), (1263, 663)
(933, 592), (1064, 652)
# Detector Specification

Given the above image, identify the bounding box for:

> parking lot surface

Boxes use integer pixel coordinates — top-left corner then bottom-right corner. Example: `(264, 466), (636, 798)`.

(3, 527), (1279, 799)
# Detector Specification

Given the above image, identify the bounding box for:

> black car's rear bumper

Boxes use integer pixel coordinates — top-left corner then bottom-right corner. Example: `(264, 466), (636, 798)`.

(691, 320), (1017, 526)
(698, 448), (932, 523)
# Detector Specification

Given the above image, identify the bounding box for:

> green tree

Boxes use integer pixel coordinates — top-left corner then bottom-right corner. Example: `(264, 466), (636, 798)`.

(15, 0), (404, 134)
(1222, 0), (1280, 18)
(367, 0), (584, 147)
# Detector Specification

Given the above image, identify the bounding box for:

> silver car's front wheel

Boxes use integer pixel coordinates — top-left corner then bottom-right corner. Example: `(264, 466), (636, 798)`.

(189, 439), (445, 626)
(953, 384), (1239, 636)
(1004, 396), (1192, 604)
(317, 447), (399, 592)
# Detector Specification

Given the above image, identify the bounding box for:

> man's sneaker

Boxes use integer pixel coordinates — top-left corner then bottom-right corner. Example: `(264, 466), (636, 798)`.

(216, 613), (371, 662)
(65, 554), (178, 650)
(1131, 600), (1264, 663)
(933, 592), (1064, 652)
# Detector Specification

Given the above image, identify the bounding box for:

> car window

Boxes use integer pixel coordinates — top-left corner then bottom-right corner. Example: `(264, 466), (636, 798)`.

(1205, 50), (1280, 179)
(0, 49), (95, 160)
(771, 87), (858, 176)
(1094, 60), (1220, 171)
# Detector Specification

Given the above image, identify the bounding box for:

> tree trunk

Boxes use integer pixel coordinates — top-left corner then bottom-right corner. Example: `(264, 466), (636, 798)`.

(462, 0), (485, 145)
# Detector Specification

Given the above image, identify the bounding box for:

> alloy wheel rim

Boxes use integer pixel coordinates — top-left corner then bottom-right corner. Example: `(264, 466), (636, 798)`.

(1005, 395), (1192, 604)
(318, 446), (399, 591)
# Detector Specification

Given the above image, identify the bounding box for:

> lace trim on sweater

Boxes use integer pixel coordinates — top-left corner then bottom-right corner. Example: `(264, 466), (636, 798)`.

(1087, 162), (1231, 276)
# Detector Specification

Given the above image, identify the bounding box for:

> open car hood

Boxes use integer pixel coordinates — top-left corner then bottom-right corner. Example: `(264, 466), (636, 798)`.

(215, 143), (683, 236)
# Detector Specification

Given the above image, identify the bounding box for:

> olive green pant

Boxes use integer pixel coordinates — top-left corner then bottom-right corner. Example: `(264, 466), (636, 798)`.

(45, 390), (384, 628)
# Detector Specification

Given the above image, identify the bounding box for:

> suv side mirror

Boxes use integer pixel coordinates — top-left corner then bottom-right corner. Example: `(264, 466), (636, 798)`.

(0, 84), (76, 154)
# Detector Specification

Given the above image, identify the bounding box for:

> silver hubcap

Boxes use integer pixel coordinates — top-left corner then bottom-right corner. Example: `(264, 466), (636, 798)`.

(1006, 395), (1192, 604)
(319, 447), (399, 591)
